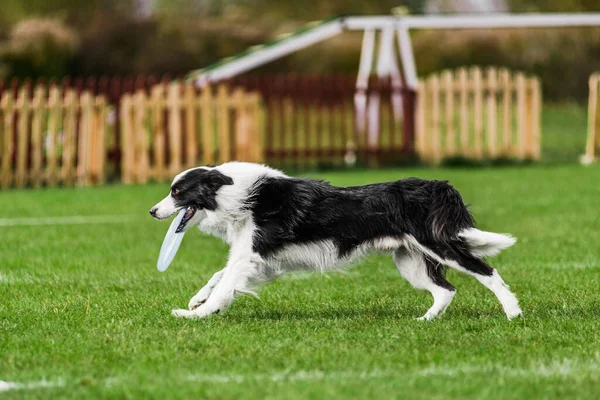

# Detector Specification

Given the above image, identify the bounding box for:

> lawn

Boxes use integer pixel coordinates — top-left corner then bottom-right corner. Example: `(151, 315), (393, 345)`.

(1, 163), (600, 399)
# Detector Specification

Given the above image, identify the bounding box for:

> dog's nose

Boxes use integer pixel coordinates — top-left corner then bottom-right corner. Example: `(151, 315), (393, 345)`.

(149, 207), (157, 217)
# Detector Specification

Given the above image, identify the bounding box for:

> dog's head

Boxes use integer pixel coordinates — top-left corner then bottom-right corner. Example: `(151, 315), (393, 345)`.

(149, 167), (233, 232)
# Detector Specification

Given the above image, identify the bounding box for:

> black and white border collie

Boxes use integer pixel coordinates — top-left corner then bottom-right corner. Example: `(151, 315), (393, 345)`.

(150, 162), (522, 321)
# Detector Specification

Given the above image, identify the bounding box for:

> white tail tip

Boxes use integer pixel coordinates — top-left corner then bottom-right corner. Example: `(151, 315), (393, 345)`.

(459, 228), (516, 257)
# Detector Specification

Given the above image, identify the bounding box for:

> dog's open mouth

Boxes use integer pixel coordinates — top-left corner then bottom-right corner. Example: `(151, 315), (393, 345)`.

(175, 207), (197, 233)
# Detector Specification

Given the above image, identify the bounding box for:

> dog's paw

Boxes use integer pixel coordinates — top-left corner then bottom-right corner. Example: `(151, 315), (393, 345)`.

(188, 293), (209, 311)
(172, 307), (221, 319)
(172, 309), (197, 319)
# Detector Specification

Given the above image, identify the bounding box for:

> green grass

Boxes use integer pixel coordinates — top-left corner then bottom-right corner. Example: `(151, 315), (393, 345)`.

(2, 164), (600, 399)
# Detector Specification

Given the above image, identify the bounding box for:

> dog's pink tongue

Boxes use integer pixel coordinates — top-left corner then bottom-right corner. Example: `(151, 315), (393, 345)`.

(157, 209), (186, 272)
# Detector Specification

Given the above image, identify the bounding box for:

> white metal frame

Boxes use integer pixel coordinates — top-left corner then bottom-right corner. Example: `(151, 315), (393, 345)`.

(194, 13), (600, 90)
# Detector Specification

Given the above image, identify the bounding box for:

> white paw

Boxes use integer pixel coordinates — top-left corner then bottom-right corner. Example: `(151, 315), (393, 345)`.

(188, 291), (210, 311)
(172, 305), (221, 319)
(172, 309), (197, 319)
(506, 307), (523, 320)
(416, 313), (435, 321)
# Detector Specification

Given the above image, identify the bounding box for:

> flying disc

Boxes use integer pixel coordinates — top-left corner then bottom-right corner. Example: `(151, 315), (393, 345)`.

(157, 209), (187, 272)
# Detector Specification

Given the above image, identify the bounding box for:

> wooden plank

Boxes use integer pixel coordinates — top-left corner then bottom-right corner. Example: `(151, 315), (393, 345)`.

(134, 90), (149, 183)
(458, 67), (469, 155)
(0, 92), (14, 189)
(472, 67), (483, 159)
(30, 85), (46, 188)
(430, 75), (441, 164)
(46, 86), (61, 186)
(120, 94), (133, 184)
(516, 73), (527, 159)
(486, 67), (498, 158)
(151, 84), (166, 181)
(184, 83), (198, 168)
(94, 96), (108, 184)
(200, 86), (214, 165)
(500, 68), (512, 156)
(523, 78), (534, 159)
(442, 70), (455, 156)
(232, 88), (248, 161)
(588, 74), (600, 161)
(15, 86), (30, 188)
(249, 93), (263, 163)
(217, 84), (230, 163)
(531, 77), (542, 160)
(62, 89), (77, 185)
(167, 82), (182, 175)
(77, 92), (92, 186)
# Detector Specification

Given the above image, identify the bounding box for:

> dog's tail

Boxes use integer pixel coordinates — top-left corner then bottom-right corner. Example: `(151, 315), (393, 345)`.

(458, 228), (516, 258)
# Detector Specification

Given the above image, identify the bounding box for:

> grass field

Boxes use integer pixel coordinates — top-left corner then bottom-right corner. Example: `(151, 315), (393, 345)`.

(2, 163), (600, 399)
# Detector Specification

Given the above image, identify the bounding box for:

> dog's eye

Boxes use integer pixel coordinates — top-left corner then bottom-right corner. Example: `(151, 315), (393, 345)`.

(171, 188), (180, 196)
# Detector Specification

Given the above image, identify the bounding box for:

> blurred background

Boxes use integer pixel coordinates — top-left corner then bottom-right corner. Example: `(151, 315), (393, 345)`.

(1, 0), (599, 101)
(1, 0), (600, 189)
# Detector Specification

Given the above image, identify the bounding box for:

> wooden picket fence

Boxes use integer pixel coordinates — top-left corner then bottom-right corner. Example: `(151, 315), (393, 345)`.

(584, 72), (600, 164)
(416, 67), (541, 164)
(0, 85), (107, 189)
(120, 81), (261, 184)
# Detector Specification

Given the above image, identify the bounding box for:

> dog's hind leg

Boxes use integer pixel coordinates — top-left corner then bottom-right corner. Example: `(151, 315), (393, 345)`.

(424, 242), (522, 320)
(393, 248), (456, 321)
(188, 268), (226, 310)
(448, 257), (521, 320)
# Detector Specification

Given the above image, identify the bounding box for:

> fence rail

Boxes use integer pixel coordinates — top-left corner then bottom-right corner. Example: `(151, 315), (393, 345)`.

(0, 85), (107, 189)
(584, 72), (600, 164)
(416, 67), (541, 164)
(119, 81), (262, 184)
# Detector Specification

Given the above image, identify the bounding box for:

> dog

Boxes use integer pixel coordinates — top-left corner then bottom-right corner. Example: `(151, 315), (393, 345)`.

(150, 162), (522, 321)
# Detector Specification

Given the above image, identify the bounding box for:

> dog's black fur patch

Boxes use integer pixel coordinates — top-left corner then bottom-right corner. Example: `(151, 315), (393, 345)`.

(246, 176), (477, 266)
(172, 168), (233, 211)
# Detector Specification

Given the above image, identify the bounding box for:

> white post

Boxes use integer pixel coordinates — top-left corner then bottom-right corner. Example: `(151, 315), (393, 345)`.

(355, 29), (376, 135)
(396, 24), (418, 90)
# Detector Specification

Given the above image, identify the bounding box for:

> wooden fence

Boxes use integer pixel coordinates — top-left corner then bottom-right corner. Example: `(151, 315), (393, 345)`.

(120, 81), (261, 184)
(0, 85), (107, 189)
(584, 72), (600, 164)
(232, 74), (416, 169)
(416, 67), (541, 164)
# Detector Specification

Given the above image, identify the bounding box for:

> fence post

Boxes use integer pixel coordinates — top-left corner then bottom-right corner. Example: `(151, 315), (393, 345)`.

(77, 92), (93, 186)
(120, 94), (133, 184)
(430, 75), (441, 164)
(486, 68), (498, 158)
(0, 92), (14, 189)
(47, 86), (61, 186)
(443, 70), (455, 156)
(516, 73), (526, 159)
(167, 81), (182, 176)
(200, 86), (215, 165)
(184, 83), (198, 168)
(95, 96), (108, 184)
(531, 77), (541, 160)
(458, 67), (469, 154)
(472, 67), (483, 160)
(151, 84), (165, 181)
(586, 74), (599, 162)
(30, 85), (46, 188)
(500, 68), (512, 156)
(217, 84), (230, 163)
(15, 86), (30, 188)
(134, 89), (149, 183)
(62, 89), (77, 185)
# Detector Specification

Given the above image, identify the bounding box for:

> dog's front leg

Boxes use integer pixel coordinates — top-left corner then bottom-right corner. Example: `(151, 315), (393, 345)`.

(188, 268), (226, 310)
(172, 248), (265, 319)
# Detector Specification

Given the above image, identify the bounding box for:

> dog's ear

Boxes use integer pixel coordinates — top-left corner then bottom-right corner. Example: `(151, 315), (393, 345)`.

(203, 170), (233, 192)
